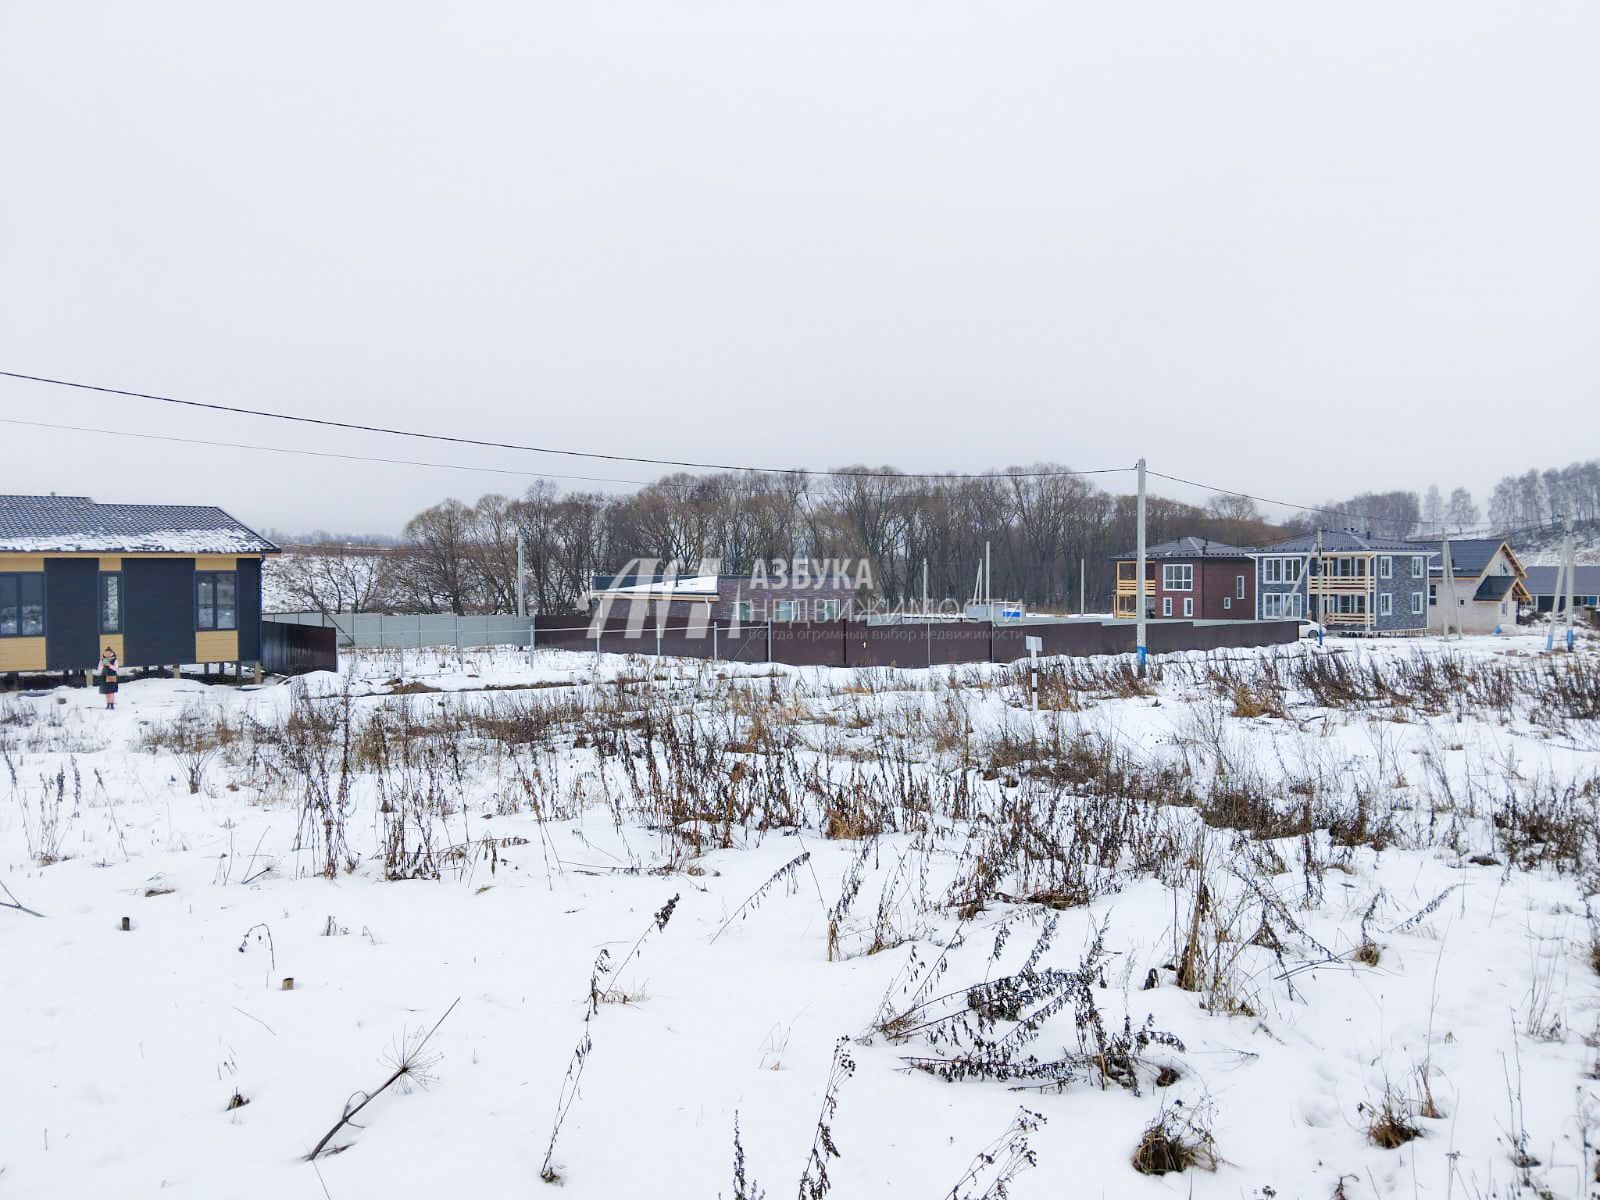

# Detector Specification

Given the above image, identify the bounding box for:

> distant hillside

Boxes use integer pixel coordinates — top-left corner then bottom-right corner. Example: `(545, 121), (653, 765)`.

(1507, 518), (1600, 567)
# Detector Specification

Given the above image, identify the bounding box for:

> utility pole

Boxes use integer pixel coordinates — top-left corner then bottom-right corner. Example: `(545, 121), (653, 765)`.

(515, 533), (526, 618)
(1311, 528), (1324, 645)
(1079, 557), (1086, 616)
(1135, 457), (1147, 672)
(1441, 536), (1457, 640)
(1547, 556), (1567, 653)
(1564, 511), (1577, 651)
(922, 558), (928, 618)
(984, 541), (992, 612)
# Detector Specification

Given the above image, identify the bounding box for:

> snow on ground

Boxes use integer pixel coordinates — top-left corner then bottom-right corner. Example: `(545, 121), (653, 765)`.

(2, 631), (1599, 1199)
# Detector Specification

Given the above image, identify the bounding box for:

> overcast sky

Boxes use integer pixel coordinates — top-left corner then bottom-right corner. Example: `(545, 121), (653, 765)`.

(2, 3), (1595, 535)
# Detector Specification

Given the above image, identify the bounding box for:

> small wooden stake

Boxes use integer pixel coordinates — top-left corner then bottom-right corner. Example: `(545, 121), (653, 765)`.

(120, 916), (131, 931)
(281, 977), (295, 991)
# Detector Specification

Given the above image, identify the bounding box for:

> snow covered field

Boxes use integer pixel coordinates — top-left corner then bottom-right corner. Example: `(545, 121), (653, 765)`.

(3, 632), (1599, 1199)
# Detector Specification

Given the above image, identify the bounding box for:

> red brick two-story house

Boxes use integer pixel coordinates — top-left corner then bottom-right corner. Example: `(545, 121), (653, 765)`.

(1113, 537), (1256, 620)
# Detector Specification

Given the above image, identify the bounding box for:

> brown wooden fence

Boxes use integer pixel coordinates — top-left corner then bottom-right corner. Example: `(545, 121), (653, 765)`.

(528, 616), (1298, 667)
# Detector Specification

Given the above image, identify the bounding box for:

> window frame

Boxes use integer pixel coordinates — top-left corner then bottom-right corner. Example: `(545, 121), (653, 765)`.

(1162, 563), (1193, 592)
(1262, 592), (1304, 620)
(1411, 556), (1425, 577)
(731, 599), (754, 623)
(0, 571), (46, 638)
(1161, 596), (1172, 617)
(774, 599), (796, 623)
(99, 572), (123, 635)
(814, 598), (840, 621)
(1411, 591), (1425, 615)
(1378, 556), (1393, 579)
(1236, 574), (1246, 599)
(1183, 597), (1193, 617)
(1379, 592), (1392, 616)
(195, 570), (239, 632)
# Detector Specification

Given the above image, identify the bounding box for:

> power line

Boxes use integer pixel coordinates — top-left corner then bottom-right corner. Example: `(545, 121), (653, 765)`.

(1146, 468), (1447, 532)
(0, 417), (661, 489)
(0, 415), (1115, 504)
(0, 369), (1131, 482)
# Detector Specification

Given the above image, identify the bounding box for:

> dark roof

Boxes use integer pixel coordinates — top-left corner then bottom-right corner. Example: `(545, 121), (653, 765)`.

(1258, 529), (1433, 555)
(1113, 536), (1254, 561)
(1473, 574), (1516, 601)
(1524, 565), (1600, 597)
(0, 494), (278, 554)
(1407, 538), (1509, 578)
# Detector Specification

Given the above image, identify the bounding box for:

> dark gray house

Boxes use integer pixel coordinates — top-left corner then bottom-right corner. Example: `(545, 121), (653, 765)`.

(1, 494), (277, 676)
(1250, 530), (1435, 634)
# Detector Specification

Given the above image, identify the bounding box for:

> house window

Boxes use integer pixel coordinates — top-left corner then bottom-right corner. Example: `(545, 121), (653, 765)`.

(1236, 575), (1246, 599)
(99, 573), (122, 634)
(774, 600), (797, 623)
(1411, 592), (1424, 615)
(1379, 593), (1392, 616)
(1183, 597), (1193, 617)
(1428, 584), (1437, 606)
(1262, 557), (1298, 585)
(1261, 592), (1304, 619)
(0, 572), (45, 637)
(1162, 564), (1193, 591)
(814, 599), (840, 621)
(731, 600), (753, 623)
(1411, 556), (1425, 577)
(1379, 557), (1392, 579)
(1223, 597), (1232, 610)
(196, 571), (238, 631)
(1162, 596), (1172, 616)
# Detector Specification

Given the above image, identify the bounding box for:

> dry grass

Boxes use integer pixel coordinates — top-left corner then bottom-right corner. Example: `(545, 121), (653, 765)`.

(1131, 1105), (1217, 1175)
(1364, 1093), (1422, 1149)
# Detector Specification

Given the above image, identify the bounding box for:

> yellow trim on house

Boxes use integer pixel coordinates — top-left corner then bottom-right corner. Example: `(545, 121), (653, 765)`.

(195, 630), (240, 662)
(0, 636), (47, 673)
(0, 552), (264, 564)
(99, 633), (125, 663)
(98, 556), (122, 571)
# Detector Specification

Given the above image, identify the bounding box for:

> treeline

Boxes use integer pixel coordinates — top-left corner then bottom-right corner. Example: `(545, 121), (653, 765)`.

(271, 468), (1286, 615)
(1487, 459), (1600, 531)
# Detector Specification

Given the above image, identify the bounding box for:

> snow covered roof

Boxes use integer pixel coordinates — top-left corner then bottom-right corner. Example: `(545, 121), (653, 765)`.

(0, 494), (278, 554)
(589, 575), (721, 599)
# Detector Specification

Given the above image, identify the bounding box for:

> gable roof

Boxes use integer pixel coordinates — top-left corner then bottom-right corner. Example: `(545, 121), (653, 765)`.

(0, 494), (278, 554)
(1256, 529), (1431, 555)
(1472, 574), (1517, 602)
(1524, 565), (1600, 597)
(1113, 536), (1254, 561)
(1407, 538), (1520, 579)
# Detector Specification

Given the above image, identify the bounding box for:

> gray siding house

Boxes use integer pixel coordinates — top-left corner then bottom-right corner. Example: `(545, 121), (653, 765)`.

(1251, 531), (1435, 634)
